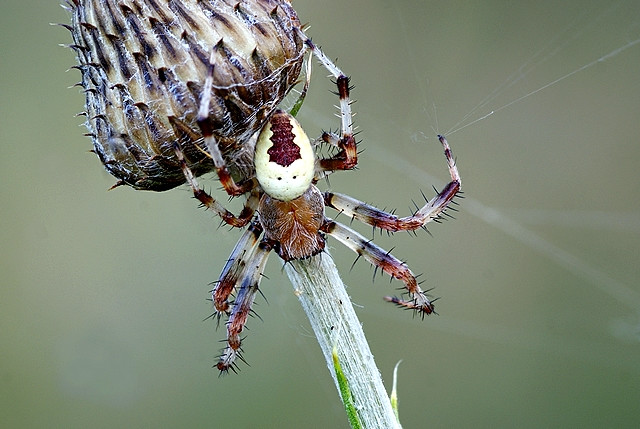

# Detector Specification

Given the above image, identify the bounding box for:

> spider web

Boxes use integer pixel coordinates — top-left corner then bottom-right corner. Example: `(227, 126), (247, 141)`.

(351, 0), (640, 361)
(294, 2), (640, 345)
(335, 4), (640, 426)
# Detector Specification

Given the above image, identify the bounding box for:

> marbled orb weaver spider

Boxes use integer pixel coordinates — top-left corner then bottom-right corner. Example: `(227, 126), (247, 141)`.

(175, 28), (461, 372)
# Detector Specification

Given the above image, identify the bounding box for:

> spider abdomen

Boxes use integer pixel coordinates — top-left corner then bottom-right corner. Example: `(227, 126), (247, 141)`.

(254, 110), (315, 201)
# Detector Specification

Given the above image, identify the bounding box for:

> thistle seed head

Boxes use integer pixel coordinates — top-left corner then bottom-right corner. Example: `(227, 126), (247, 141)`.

(67, 0), (304, 191)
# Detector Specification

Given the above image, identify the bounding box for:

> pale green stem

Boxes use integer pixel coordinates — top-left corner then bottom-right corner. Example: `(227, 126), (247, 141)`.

(285, 253), (400, 429)
(390, 360), (403, 427)
(332, 344), (363, 428)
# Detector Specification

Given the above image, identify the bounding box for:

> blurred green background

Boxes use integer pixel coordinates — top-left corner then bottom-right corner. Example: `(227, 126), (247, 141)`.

(2, 1), (639, 427)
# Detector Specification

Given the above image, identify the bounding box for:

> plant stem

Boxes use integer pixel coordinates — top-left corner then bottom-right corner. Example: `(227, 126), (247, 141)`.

(285, 253), (400, 429)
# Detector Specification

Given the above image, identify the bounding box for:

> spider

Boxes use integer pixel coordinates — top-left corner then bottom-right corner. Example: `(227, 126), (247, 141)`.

(174, 28), (462, 372)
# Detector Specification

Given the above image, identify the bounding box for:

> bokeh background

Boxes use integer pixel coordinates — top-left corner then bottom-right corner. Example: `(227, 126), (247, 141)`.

(2, 1), (639, 427)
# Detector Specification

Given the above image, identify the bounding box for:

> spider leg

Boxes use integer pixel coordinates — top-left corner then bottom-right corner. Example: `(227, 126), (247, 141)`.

(196, 47), (254, 197)
(325, 135), (461, 232)
(172, 142), (259, 228)
(217, 239), (274, 373)
(322, 219), (435, 316)
(295, 28), (357, 173)
(312, 131), (343, 181)
(211, 220), (263, 318)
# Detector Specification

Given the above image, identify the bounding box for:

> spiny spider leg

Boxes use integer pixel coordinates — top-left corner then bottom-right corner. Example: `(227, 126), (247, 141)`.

(211, 221), (263, 317)
(295, 28), (357, 172)
(313, 131), (343, 181)
(319, 131), (341, 148)
(324, 136), (461, 232)
(217, 239), (274, 372)
(196, 48), (253, 197)
(173, 141), (260, 228)
(321, 219), (434, 315)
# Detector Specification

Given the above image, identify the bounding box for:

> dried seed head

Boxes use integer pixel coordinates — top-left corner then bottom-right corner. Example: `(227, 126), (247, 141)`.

(67, 0), (304, 191)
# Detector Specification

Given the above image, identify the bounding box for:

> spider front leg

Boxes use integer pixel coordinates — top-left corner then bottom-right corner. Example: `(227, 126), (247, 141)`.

(325, 135), (461, 232)
(322, 219), (435, 315)
(196, 48), (254, 197)
(217, 238), (275, 373)
(172, 142), (259, 228)
(295, 28), (357, 173)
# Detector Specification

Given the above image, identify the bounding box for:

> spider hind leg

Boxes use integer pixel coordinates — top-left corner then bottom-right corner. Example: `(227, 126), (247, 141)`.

(210, 221), (263, 319)
(322, 219), (435, 316)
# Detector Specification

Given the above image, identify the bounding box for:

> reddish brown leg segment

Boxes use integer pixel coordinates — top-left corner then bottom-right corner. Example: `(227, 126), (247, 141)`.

(196, 48), (254, 197)
(173, 143), (259, 228)
(211, 221), (263, 317)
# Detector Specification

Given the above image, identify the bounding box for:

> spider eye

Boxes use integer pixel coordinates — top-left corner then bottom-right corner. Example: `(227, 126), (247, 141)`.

(254, 110), (315, 201)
